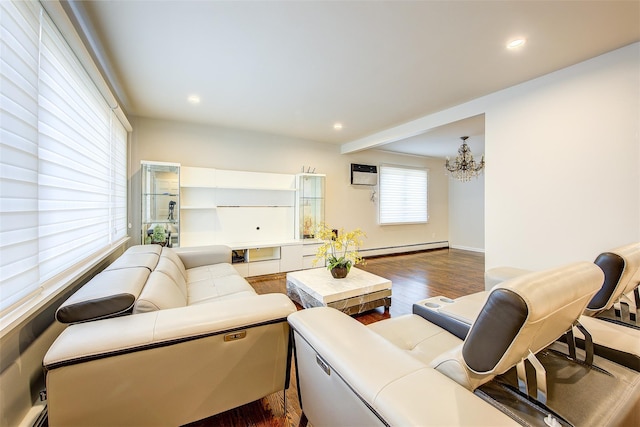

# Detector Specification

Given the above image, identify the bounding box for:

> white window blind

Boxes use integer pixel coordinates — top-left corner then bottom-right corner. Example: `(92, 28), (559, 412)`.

(0, 0), (128, 318)
(111, 118), (128, 241)
(378, 165), (428, 224)
(0, 0), (42, 314)
(38, 11), (113, 281)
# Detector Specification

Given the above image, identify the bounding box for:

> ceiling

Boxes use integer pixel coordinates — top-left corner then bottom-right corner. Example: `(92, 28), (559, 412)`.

(69, 0), (639, 158)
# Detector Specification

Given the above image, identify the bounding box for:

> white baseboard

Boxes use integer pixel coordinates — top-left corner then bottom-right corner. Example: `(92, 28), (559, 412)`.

(449, 244), (485, 253)
(360, 241), (449, 258)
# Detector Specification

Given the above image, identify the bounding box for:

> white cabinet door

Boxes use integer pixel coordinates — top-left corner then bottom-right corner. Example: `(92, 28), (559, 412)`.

(280, 244), (303, 272)
(248, 260), (280, 276)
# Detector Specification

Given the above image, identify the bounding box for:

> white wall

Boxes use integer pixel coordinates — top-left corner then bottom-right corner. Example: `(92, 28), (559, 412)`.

(448, 175), (485, 252)
(342, 42), (639, 273)
(484, 43), (639, 271)
(129, 120), (450, 254)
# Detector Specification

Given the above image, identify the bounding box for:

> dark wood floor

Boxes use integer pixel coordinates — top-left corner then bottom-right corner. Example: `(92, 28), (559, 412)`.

(186, 248), (485, 427)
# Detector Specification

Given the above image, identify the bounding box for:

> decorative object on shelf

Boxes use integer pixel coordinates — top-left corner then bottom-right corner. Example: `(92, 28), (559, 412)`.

(146, 224), (169, 246)
(445, 136), (485, 182)
(313, 223), (366, 279)
(302, 215), (315, 238)
(167, 200), (176, 221)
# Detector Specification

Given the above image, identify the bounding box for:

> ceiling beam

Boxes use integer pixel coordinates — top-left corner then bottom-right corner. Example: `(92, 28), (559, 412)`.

(340, 95), (491, 154)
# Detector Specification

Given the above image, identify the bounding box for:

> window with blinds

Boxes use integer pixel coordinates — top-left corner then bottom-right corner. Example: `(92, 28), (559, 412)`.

(0, 0), (128, 319)
(378, 165), (428, 225)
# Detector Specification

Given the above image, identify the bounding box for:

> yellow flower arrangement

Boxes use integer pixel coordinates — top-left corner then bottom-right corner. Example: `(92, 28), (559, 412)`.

(313, 223), (366, 273)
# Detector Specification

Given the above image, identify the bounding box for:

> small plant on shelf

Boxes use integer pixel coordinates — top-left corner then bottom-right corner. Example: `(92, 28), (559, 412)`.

(313, 223), (366, 278)
(145, 224), (167, 246)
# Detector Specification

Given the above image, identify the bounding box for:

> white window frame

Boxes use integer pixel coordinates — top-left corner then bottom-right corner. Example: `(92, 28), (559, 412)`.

(378, 164), (428, 225)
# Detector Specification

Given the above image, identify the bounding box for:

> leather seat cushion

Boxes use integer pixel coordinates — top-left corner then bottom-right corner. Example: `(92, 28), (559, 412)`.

(186, 263), (240, 282)
(187, 274), (256, 305)
(368, 314), (462, 365)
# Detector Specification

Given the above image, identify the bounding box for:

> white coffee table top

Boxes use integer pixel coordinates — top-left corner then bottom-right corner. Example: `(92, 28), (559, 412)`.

(286, 267), (392, 304)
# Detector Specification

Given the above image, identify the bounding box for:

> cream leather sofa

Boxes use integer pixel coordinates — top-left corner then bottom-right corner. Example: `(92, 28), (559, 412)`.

(484, 243), (640, 321)
(44, 244), (297, 427)
(289, 262), (640, 426)
(458, 242), (640, 370)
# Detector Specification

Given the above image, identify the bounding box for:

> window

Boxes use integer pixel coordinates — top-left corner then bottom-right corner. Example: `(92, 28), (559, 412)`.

(0, 0), (129, 320)
(378, 165), (428, 224)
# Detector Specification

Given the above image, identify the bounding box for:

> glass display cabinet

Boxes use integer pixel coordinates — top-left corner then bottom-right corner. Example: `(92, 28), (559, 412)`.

(296, 173), (325, 239)
(141, 161), (180, 247)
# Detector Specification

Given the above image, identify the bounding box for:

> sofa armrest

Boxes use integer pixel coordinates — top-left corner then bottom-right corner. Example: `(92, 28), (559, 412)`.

(288, 307), (518, 426)
(172, 245), (231, 269)
(44, 293), (297, 426)
(44, 293), (295, 367)
(412, 292), (488, 339)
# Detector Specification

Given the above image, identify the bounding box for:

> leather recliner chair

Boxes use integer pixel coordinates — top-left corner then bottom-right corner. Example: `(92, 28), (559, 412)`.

(289, 262), (640, 426)
(442, 242), (640, 370)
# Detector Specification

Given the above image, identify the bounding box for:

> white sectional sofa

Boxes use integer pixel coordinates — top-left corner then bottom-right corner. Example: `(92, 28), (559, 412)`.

(288, 262), (640, 426)
(44, 244), (297, 427)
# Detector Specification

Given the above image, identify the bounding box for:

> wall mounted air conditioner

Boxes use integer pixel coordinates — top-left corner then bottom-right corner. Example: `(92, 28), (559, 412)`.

(351, 163), (378, 186)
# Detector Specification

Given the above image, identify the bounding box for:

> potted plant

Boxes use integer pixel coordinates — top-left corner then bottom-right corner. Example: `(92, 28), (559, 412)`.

(313, 223), (366, 278)
(147, 224), (167, 246)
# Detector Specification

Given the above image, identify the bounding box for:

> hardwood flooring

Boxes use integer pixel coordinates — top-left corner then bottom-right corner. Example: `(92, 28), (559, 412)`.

(185, 248), (485, 427)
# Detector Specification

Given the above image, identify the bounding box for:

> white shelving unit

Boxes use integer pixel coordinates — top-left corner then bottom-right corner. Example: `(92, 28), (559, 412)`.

(180, 166), (296, 247)
(295, 173), (326, 240)
(177, 166), (325, 277)
(141, 161), (180, 247)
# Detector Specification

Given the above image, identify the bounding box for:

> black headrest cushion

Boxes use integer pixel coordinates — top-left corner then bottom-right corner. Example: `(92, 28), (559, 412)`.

(589, 252), (625, 310)
(462, 288), (527, 373)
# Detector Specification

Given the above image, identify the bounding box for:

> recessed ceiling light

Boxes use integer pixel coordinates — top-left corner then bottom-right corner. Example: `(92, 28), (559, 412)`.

(507, 38), (526, 49)
(333, 123), (343, 130)
(187, 94), (201, 104)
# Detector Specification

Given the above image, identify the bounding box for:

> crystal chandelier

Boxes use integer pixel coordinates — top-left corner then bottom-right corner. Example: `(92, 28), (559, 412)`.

(445, 136), (485, 182)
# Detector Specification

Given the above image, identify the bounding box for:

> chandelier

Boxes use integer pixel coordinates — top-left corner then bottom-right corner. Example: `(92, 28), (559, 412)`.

(445, 136), (485, 182)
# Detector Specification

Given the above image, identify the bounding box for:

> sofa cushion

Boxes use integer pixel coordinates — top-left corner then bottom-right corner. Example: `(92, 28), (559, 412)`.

(161, 247), (187, 281)
(133, 271), (187, 313)
(124, 244), (163, 255)
(188, 274), (256, 305)
(56, 268), (150, 324)
(173, 245), (231, 269)
(105, 252), (159, 272)
(190, 291), (258, 305)
(367, 314), (462, 365)
(154, 257), (188, 299)
(186, 263), (242, 283)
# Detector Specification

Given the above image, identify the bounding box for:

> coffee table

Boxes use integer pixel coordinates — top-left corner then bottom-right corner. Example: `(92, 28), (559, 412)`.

(286, 267), (392, 315)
